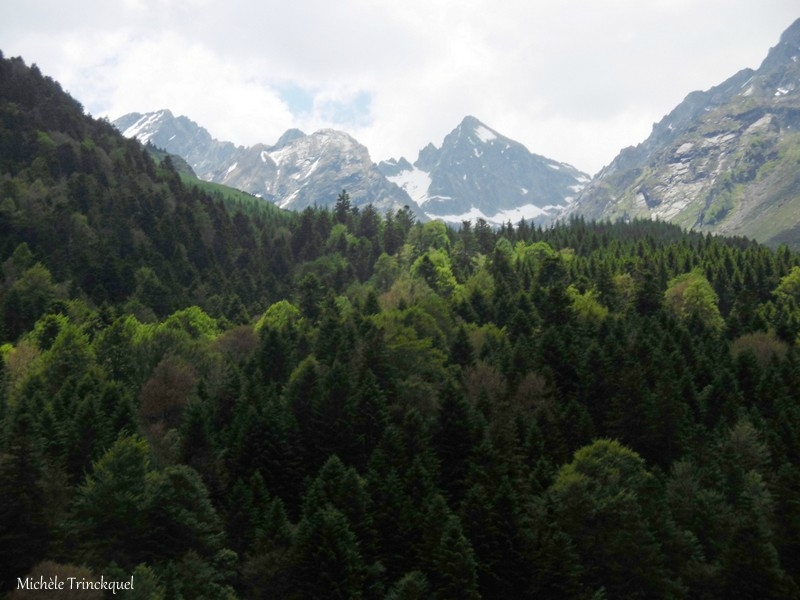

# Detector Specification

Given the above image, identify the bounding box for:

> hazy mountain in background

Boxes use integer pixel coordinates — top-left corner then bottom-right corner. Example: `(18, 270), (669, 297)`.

(114, 15), (800, 247)
(114, 112), (589, 226)
(379, 116), (590, 225)
(114, 111), (422, 216)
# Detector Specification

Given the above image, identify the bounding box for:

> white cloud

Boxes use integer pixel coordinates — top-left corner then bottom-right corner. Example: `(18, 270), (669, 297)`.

(94, 31), (295, 146)
(2, 0), (798, 173)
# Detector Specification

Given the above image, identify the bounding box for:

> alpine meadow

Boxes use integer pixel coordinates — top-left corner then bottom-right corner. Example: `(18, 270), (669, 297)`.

(4, 28), (800, 600)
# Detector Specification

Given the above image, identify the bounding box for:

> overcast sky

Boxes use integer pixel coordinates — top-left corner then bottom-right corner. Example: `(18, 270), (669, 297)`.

(2, 1), (798, 175)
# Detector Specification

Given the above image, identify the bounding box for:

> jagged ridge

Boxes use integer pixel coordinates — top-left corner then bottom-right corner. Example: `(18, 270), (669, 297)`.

(567, 17), (800, 247)
(379, 116), (590, 225)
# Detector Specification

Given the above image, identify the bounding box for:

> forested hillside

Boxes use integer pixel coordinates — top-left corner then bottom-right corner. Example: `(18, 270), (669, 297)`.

(4, 52), (800, 599)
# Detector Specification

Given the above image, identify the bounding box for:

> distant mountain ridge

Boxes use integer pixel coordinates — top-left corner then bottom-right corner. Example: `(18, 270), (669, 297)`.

(566, 17), (800, 247)
(115, 110), (238, 180)
(113, 17), (800, 244)
(113, 112), (588, 224)
(114, 111), (418, 216)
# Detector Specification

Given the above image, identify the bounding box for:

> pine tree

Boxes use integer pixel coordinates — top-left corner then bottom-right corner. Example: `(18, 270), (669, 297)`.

(432, 387), (481, 503)
(66, 435), (151, 569)
(334, 190), (352, 225)
(428, 514), (481, 600)
(290, 506), (369, 600)
(302, 455), (376, 558)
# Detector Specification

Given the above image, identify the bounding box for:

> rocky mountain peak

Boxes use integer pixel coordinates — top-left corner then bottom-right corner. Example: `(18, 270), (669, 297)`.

(753, 18), (800, 93)
(778, 17), (800, 49)
(457, 115), (498, 142)
(567, 18), (800, 247)
(113, 110), (236, 180)
(441, 115), (501, 153)
(381, 116), (589, 225)
(376, 157), (413, 177)
(414, 143), (440, 172)
(273, 128), (306, 149)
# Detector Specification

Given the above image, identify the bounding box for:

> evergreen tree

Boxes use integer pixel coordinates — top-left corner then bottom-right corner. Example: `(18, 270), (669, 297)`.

(65, 435), (152, 569)
(0, 423), (49, 589)
(290, 506), (369, 600)
(334, 190), (352, 225)
(383, 571), (431, 600)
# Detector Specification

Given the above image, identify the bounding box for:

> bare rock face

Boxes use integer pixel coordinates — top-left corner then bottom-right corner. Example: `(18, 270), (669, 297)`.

(567, 18), (800, 247)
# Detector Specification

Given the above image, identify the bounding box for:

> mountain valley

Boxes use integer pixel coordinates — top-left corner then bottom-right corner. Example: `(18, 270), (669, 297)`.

(5, 27), (800, 597)
(114, 18), (800, 247)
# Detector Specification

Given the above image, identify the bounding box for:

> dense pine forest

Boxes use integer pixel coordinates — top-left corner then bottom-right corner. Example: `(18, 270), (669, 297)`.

(4, 51), (800, 599)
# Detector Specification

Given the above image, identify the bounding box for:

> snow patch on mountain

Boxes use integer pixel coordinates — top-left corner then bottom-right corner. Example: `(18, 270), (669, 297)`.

(474, 124), (497, 143)
(121, 111), (167, 143)
(387, 166), (432, 206)
(433, 203), (549, 226)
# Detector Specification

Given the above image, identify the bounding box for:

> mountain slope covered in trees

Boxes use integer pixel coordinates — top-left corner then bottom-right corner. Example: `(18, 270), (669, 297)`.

(3, 51), (800, 599)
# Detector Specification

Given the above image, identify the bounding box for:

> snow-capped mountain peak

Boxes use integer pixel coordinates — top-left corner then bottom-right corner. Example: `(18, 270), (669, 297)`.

(378, 116), (589, 225)
(113, 110), (237, 180)
(459, 115), (498, 144)
(234, 126), (423, 213)
(118, 109), (174, 143)
(113, 111), (419, 215)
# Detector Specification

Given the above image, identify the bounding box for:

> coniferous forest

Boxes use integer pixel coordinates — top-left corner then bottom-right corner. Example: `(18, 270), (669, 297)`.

(4, 52), (800, 599)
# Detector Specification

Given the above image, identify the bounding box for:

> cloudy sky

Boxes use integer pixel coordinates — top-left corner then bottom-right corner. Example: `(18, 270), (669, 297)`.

(2, 1), (798, 175)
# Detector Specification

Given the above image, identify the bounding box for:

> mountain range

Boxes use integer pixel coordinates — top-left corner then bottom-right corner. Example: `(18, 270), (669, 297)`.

(114, 111), (418, 217)
(112, 112), (589, 226)
(113, 17), (800, 246)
